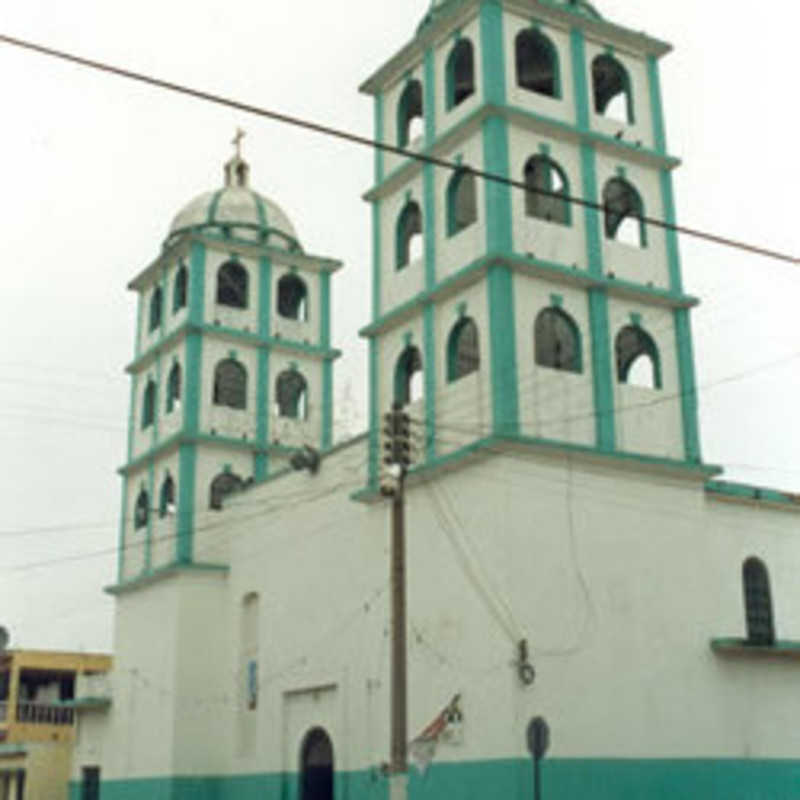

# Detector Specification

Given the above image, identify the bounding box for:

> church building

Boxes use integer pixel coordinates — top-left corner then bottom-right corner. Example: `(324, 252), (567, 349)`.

(69, 1), (800, 798)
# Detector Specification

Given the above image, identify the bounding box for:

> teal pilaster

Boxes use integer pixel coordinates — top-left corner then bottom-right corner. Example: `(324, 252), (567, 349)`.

(176, 444), (196, 564)
(647, 55), (667, 155)
(188, 241), (206, 327)
(368, 339), (380, 489)
(256, 256), (272, 480)
(145, 461), (154, 572)
(659, 171), (683, 294)
(423, 48), (436, 148)
(374, 94), (385, 183)
(675, 308), (702, 462)
(573, 28), (615, 452)
(423, 305), (436, 459)
(372, 201), (382, 320)
(480, 0), (518, 436)
(322, 360), (334, 451)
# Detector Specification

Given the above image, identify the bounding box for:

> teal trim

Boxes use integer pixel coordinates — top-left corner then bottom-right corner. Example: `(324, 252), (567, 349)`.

(250, 191), (268, 229)
(423, 304), (436, 460)
(359, 252), (698, 339)
(570, 27), (590, 130)
(176, 444), (197, 564)
(145, 460), (154, 571)
(423, 165), (436, 289)
(256, 257), (272, 481)
(481, 120), (512, 253)
(374, 94), (385, 183)
(423, 47), (436, 148)
(674, 308), (701, 462)
(486, 264), (519, 435)
(480, 1), (507, 106)
(647, 55), (667, 155)
(706, 480), (800, 510)
(368, 339), (379, 489)
(578, 147), (602, 278)
(184, 334), (203, 436)
(587, 289), (615, 451)
(188, 241), (206, 327)
(105, 561), (229, 596)
(134, 292), (143, 358)
(320, 272), (331, 348)
(77, 751), (800, 799)
(322, 359), (334, 450)
(372, 200), (382, 320)
(660, 170), (683, 293)
(711, 637), (800, 656)
(206, 189), (224, 225)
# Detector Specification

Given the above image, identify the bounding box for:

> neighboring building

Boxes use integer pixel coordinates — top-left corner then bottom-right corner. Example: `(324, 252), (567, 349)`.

(0, 650), (111, 800)
(70, 1), (800, 798)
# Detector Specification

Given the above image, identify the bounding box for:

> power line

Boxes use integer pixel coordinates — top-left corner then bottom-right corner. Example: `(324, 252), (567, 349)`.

(0, 32), (796, 266)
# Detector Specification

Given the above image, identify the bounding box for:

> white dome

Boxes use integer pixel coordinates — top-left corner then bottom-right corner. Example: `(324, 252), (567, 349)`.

(166, 156), (301, 251)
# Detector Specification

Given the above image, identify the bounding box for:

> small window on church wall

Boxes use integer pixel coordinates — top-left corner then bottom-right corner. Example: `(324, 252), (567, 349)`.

(743, 557), (775, 646)
(173, 265), (188, 313)
(241, 593), (259, 710)
(166, 363), (181, 413)
(535, 308), (581, 373)
(217, 260), (249, 308)
(210, 471), (244, 511)
(275, 370), (308, 419)
(615, 325), (661, 389)
(524, 156), (571, 225)
(141, 380), (156, 429)
(159, 475), (175, 518)
(134, 489), (149, 530)
(446, 39), (475, 110)
(149, 287), (163, 332)
(603, 177), (646, 248)
(396, 202), (423, 270)
(277, 274), (308, 321)
(516, 29), (560, 98)
(213, 359), (247, 410)
(447, 170), (477, 237)
(397, 80), (424, 147)
(592, 54), (633, 124)
(394, 346), (423, 406)
(447, 318), (480, 382)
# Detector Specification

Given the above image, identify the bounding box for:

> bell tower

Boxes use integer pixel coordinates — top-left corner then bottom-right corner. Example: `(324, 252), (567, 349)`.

(116, 142), (341, 584)
(359, 0), (703, 493)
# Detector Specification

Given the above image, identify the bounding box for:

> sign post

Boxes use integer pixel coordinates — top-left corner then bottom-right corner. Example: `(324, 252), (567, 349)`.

(526, 716), (550, 800)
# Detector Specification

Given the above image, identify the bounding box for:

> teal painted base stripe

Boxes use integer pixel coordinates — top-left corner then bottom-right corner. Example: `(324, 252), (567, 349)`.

(71, 759), (800, 800)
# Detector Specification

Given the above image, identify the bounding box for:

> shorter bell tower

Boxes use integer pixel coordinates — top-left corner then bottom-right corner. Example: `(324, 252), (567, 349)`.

(116, 141), (342, 584)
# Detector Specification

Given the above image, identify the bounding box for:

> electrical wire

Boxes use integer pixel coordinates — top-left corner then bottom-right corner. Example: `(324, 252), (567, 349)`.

(0, 32), (796, 265)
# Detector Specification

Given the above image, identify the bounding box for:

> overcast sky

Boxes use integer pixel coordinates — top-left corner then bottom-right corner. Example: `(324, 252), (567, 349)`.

(0, 1), (797, 653)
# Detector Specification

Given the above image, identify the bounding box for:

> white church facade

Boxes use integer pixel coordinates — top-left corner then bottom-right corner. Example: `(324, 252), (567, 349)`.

(70, 1), (800, 798)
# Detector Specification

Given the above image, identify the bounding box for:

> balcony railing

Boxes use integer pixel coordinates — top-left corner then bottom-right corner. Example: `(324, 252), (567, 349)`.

(15, 702), (74, 726)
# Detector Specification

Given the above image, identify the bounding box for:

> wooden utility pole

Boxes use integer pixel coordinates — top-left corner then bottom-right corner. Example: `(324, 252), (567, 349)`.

(382, 404), (411, 800)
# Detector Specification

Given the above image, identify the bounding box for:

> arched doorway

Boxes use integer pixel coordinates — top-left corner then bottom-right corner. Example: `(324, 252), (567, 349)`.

(300, 727), (334, 800)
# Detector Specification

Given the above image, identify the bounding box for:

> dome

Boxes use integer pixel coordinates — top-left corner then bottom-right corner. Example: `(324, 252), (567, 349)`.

(166, 154), (301, 252)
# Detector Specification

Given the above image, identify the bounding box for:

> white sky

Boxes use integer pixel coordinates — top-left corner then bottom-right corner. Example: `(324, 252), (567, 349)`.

(0, 1), (797, 653)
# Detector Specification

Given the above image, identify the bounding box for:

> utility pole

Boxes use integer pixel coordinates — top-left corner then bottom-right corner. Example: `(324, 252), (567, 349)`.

(382, 403), (411, 800)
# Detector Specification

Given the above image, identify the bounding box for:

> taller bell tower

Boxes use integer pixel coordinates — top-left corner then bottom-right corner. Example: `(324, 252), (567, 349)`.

(359, 0), (703, 493)
(117, 145), (341, 583)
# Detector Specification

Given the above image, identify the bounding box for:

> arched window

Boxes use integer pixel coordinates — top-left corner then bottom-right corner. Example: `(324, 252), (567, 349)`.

(603, 177), (646, 247)
(534, 307), (581, 373)
(300, 727), (334, 800)
(397, 79), (424, 147)
(149, 287), (163, 332)
(134, 489), (149, 530)
(592, 54), (633, 123)
(141, 380), (156, 429)
(615, 325), (661, 389)
(209, 471), (244, 511)
(216, 260), (249, 308)
(159, 475), (175, 518)
(446, 169), (477, 237)
(515, 29), (560, 98)
(277, 274), (308, 321)
(447, 318), (480, 382)
(213, 359), (247, 409)
(742, 557), (775, 646)
(446, 39), (475, 109)
(275, 370), (308, 419)
(524, 156), (570, 225)
(396, 201), (423, 270)
(166, 362), (181, 413)
(173, 265), (188, 313)
(394, 346), (423, 406)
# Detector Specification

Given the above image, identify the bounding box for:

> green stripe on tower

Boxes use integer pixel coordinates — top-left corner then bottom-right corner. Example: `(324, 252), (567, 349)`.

(256, 256), (272, 479)
(481, 0), (518, 436)
(572, 28), (615, 452)
(320, 272), (333, 450)
(647, 55), (667, 155)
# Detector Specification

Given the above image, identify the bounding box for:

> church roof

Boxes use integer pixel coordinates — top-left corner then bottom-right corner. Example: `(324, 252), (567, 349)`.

(166, 153), (301, 252)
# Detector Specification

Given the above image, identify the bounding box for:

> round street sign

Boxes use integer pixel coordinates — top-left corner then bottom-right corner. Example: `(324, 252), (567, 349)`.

(526, 716), (550, 760)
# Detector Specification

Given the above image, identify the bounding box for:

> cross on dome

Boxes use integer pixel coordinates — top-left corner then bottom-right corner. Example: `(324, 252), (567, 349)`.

(224, 128), (250, 188)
